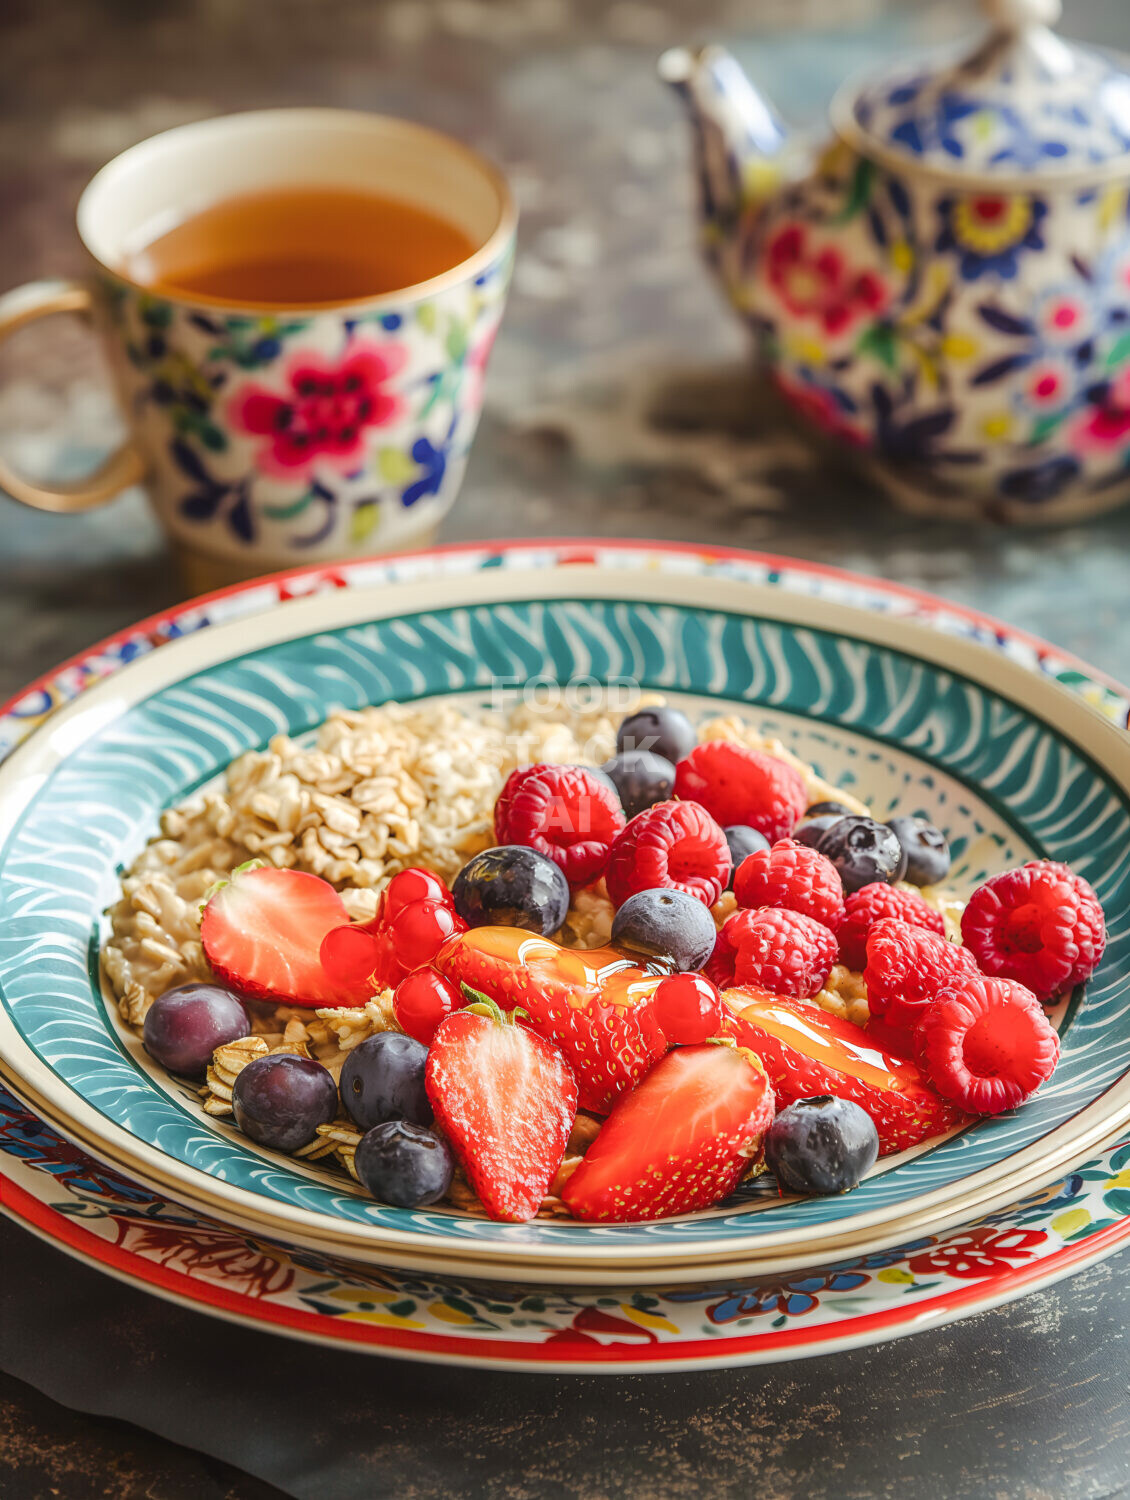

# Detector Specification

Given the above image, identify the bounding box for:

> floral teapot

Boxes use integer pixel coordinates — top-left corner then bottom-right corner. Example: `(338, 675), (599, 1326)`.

(662, 0), (1130, 521)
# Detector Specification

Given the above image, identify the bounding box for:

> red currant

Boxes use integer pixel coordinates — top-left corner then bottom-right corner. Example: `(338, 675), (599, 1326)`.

(384, 867), (453, 923)
(390, 899), (466, 971)
(653, 973), (723, 1045)
(393, 967), (461, 1045)
(319, 923), (387, 991)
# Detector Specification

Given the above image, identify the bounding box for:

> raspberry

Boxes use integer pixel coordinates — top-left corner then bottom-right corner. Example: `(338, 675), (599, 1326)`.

(961, 861), (1106, 1002)
(674, 741), (807, 842)
(733, 838), (845, 928)
(495, 763), (625, 889)
(724, 907), (838, 998)
(863, 918), (979, 1031)
(605, 799), (730, 908)
(915, 972), (1060, 1115)
(839, 883), (944, 970)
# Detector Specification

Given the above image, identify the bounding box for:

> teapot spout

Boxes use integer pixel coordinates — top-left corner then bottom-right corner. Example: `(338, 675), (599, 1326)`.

(660, 44), (789, 245)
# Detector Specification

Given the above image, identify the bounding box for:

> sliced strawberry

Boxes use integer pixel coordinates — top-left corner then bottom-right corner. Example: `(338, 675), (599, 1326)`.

(201, 865), (374, 1008)
(862, 1014), (916, 1059)
(722, 987), (965, 1154)
(426, 996), (578, 1222)
(561, 1044), (775, 1222)
(432, 925), (667, 1114)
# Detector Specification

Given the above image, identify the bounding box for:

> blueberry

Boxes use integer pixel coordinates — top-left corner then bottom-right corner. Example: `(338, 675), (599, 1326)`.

(602, 749), (676, 820)
(805, 800), (852, 818)
(817, 815), (906, 892)
(355, 1119), (454, 1208)
(888, 815), (951, 886)
(765, 1096), (879, 1195)
(723, 825), (770, 888)
(452, 845), (570, 936)
(142, 983), (249, 1078)
(232, 1054), (338, 1152)
(340, 1032), (431, 1132)
(611, 887), (717, 972)
(794, 814), (843, 850)
(616, 705), (697, 765)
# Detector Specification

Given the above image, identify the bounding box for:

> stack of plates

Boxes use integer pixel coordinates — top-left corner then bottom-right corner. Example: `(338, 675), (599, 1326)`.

(1, 541), (1127, 1371)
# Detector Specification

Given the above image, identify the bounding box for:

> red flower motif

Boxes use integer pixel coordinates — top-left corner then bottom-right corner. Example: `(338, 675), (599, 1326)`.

(766, 224), (887, 336)
(1082, 408), (1130, 447)
(1074, 369), (1130, 452)
(905, 1226), (1046, 1280)
(1023, 359), (1072, 409)
(230, 342), (407, 479)
(1043, 298), (1086, 340)
(773, 372), (869, 447)
(113, 1217), (296, 1297)
(462, 326), (499, 417)
(543, 1308), (658, 1346)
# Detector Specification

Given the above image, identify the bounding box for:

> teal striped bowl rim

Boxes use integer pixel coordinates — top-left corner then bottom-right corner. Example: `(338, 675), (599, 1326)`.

(0, 547), (1127, 1275)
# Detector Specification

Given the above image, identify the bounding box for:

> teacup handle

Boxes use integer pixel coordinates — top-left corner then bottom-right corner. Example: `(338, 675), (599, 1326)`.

(0, 279), (146, 513)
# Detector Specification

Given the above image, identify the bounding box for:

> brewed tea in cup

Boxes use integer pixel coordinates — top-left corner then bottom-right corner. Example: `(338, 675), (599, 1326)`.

(122, 185), (478, 306)
(0, 109), (516, 587)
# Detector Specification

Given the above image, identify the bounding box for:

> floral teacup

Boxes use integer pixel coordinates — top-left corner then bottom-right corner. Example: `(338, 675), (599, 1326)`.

(0, 109), (515, 584)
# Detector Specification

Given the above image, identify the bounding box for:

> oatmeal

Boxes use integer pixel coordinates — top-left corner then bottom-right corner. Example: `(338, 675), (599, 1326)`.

(104, 697), (629, 1025)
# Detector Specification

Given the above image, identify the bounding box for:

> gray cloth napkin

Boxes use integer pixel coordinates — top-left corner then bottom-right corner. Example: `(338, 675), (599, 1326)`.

(3, 1218), (1127, 1500)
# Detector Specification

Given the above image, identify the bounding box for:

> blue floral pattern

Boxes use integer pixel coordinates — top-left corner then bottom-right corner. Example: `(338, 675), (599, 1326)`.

(853, 41), (1130, 175)
(935, 194), (1047, 281)
(722, 150), (1130, 516)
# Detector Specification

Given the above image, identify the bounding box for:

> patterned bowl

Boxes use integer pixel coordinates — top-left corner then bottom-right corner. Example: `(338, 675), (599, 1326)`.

(0, 542), (1127, 1283)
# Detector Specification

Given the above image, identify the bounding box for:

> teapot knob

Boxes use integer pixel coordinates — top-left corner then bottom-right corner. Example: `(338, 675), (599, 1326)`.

(982, 0), (1062, 28)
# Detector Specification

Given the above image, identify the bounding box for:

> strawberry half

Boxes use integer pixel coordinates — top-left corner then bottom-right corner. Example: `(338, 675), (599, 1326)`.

(722, 987), (965, 1154)
(426, 994), (578, 1222)
(201, 864), (373, 1008)
(562, 1044), (775, 1222)
(432, 926), (667, 1114)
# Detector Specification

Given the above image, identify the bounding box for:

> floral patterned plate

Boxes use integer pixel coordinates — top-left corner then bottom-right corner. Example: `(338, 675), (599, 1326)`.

(0, 541), (1128, 1282)
(1, 1083), (1127, 1370)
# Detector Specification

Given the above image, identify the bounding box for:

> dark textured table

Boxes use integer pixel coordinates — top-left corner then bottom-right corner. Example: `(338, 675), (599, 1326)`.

(1, 1), (1129, 1496)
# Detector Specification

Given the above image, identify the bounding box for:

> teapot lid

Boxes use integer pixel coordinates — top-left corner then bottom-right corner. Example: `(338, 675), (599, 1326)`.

(838, 0), (1130, 181)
